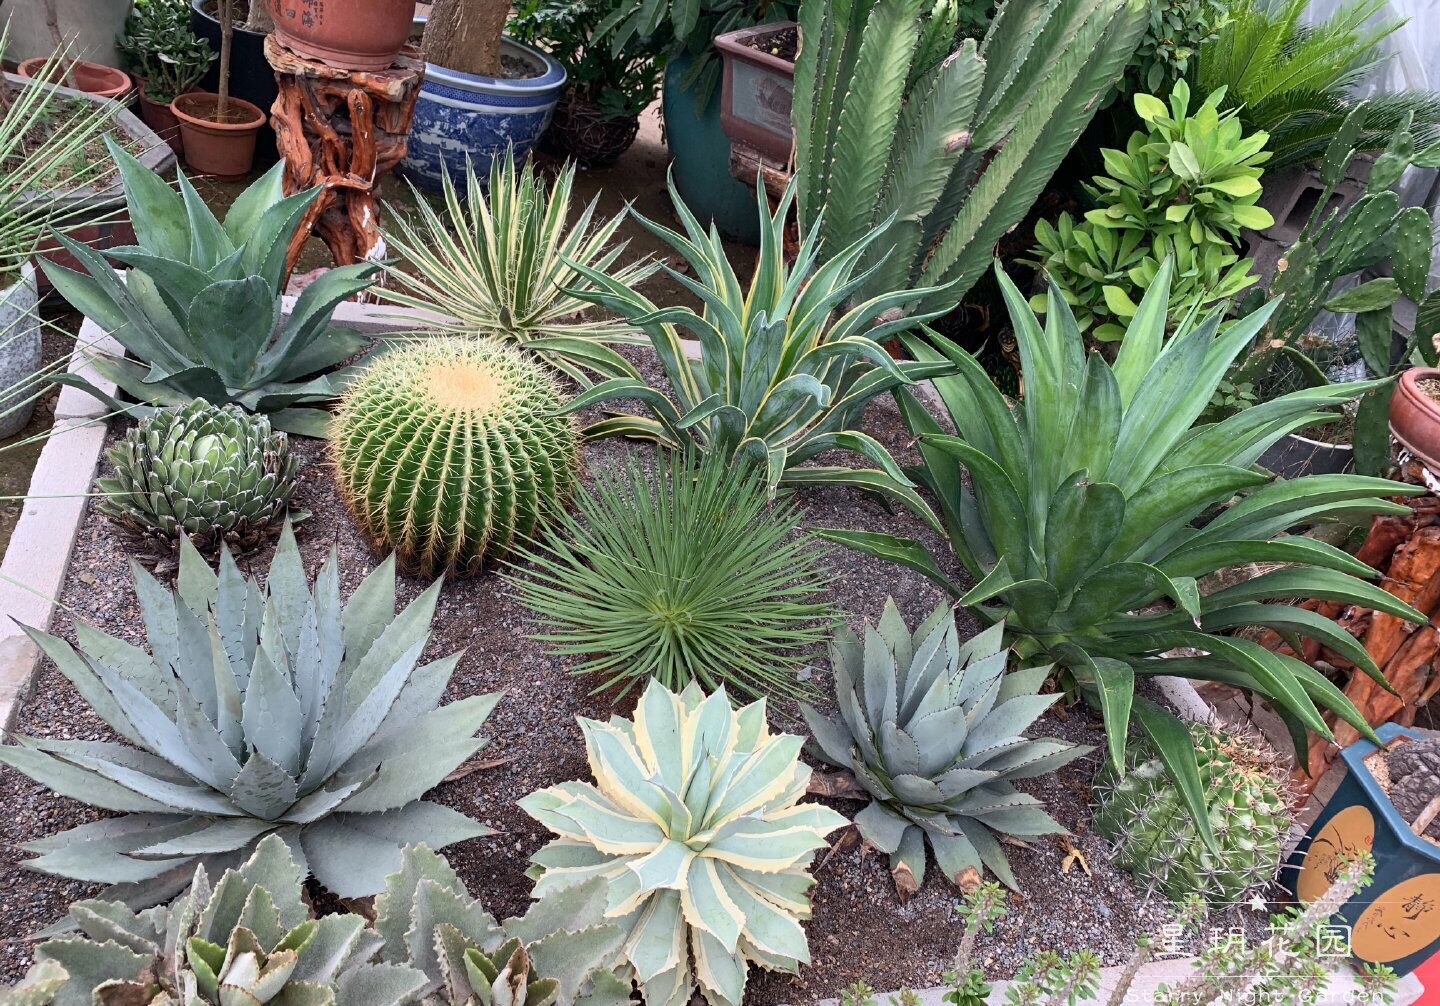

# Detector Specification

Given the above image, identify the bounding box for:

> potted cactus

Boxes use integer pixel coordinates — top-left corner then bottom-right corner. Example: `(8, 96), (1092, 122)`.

(1287, 723), (1440, 979)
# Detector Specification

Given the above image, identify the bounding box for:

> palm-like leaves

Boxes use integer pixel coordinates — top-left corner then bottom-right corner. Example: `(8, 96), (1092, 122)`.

(559, 174), (955, 510)
(818, 261), (1425, 841)
(1196, 0), (1440, 171)
(379, 149), (660, 385)
(42, 138), (375, 436)
(0, 526), (499, 906)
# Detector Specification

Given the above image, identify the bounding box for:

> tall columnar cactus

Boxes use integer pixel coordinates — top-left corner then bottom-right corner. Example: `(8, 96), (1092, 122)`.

(792, 0), (1147, 314)
(0, 526), (500, 906)
(521, 680), (848, 1006)
(1092, 724), (1292, 903)
(98, 400), (300, 560)
(332, 338), (579, 577)
(803, 602), (1089, 894)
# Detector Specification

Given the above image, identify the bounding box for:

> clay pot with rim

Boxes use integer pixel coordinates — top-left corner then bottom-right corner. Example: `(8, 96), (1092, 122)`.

(269, 0), (416, 71)
(136, 83), (197, 154)
(16, 57), (131, 99)
(1390, 367), (1440, 471)
(171, 92), (265, 178)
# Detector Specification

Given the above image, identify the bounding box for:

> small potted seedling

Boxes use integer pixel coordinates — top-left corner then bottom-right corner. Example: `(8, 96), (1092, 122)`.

(171, 0), (265, 176)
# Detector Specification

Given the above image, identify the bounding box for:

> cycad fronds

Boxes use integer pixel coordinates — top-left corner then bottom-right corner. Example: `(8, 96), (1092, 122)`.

(380, 148), (660, 385)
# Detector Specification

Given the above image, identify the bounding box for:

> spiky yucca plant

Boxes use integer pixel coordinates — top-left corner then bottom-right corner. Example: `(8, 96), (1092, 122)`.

(1094, 724), (1291, 903)
(372, 844), (632, 1006)
(0, 526), (499, 905)
(98, 401), (300, 560)
(562, 175), (955, 508)
(508, 450), (837, 700)
(379, 149), (660, 386)
(819, 261), (1425, 845)
(521, 680), (848, 1006)
(332, 338), (579, 577)
(804, 602), (1088, 893)
(2, 837), (630, 1006)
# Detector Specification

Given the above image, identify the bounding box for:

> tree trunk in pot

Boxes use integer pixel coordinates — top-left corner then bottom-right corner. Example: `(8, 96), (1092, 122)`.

(244, 0), (274, 31)
(424, 0), (508, 78)
(217, 0), (234, 116)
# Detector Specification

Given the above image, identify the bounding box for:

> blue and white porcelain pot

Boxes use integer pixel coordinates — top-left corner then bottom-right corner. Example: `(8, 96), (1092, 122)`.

(400, 37), (567, 192)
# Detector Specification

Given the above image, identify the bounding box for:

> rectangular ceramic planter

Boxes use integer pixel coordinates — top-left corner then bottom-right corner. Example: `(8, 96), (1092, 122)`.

(715, 21), (797, 167)
(3, 71), (174, 289)
(1286, 722), (1440, 978)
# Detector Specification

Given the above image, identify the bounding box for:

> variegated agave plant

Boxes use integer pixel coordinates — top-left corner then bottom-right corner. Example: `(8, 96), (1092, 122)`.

(0, 524), (499, 905)
(520, 680), (848, 1006)
(803, 603), (1088, 894)
(7, 835), (421, 1006)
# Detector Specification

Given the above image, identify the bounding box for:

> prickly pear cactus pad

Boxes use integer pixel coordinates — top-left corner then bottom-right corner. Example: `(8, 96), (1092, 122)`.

(1093, 723), (1293, 904)
(331, 338), (580, 577)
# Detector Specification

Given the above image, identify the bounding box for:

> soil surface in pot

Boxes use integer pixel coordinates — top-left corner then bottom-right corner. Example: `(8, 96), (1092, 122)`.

(1, 96), (146, 189)
(1419, 377), (1440, 407)
(744, 26), (799, 61)
(0, 345), (1268, 999)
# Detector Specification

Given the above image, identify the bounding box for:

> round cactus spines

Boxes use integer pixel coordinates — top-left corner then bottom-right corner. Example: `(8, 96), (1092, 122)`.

(332, 338), (579, 577)
(1092, 723), (1293, 904)
(97, 400), (298, 557)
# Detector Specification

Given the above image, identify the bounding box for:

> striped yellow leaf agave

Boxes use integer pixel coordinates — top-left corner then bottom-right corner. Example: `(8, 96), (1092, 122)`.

(520, 680), (849, 1006)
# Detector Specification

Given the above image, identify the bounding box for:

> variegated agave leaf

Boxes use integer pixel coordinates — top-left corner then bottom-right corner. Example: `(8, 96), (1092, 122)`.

(371, 845), (630, 1006)
(803, 601), (1088, 895)
(0, 525), (499, 905)
(16, 836), (414, 1006)
(520, 680), (848, 1006)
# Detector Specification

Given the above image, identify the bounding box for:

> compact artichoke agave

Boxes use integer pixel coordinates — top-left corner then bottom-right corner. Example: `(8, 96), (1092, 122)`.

(43, 137), (376, 436)
(5, 836), (423, 1006)
(520, 680), (848, 1006)
(819, 260), (1426, 840)
(1094, 724), (1291, 903)
(804, 601), (1088, 893)
(0, 525), (499, 904)
(98, 401), (300, 559)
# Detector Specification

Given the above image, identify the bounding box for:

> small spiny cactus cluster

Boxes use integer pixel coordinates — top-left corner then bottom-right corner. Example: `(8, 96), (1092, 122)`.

(1093, 723), (1292, 904)
(332, 338), (579, 577)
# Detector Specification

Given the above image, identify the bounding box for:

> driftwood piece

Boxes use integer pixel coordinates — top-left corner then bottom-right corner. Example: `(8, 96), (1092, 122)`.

(265, 35), (423, 280)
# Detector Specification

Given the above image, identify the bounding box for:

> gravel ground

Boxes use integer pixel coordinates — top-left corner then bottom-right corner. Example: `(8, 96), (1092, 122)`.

(0, 365), (1269, 1001)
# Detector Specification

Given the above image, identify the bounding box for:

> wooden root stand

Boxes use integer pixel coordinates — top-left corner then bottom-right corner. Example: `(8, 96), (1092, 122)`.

(264, 35), (423, 276)
(1259, 462), (1440, 788)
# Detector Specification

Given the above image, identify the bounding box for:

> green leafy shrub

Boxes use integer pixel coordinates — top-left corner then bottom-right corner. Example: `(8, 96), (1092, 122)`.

(44, 139), (375, 436)
(117, 0), (214, 104)
(790, 0), (1147, 315)
(0, 526), (499, 905)
(1, 837), (631, 1006)
(817, 261), (1425, 841)
(1196, 0), (1440, 171)
(561, 176), (952, 510)
(521, 679), (848, 1006)
(509, 450), (836, 700)
(97, 400), (300, 559)
(379, 149), (659, 386)
(1094, 723), (1291, 903)
(803, 602), (1088, 892)
(1029, 81), (1271, 340)
(332, 337), (579, 578)
(1123, 0), (1228, 96)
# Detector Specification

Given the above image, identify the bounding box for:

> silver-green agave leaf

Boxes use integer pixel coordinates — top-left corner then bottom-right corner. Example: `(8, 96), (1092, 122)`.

(520, 680), (848, 1006)
(98, 401), (302, 559)
(803, 601), (1089, 894)
(0, 525), (499, 905)
(372, 844), (633, 1006)
(11, 835), (424, 1006)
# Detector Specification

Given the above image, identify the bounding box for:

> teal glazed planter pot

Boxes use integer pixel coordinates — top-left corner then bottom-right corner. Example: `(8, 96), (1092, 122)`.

(1285, 723), (1440, 978)
(661, 52), (761, 245)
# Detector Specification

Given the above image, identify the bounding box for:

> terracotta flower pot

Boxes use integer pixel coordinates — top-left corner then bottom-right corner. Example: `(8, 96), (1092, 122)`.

(16, 57), (131, 99)
(1390, 367), (1440, 471)
(269, 0), (416, 71)
(171, 92), (265, 178)
(138, 85), (193, 154)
